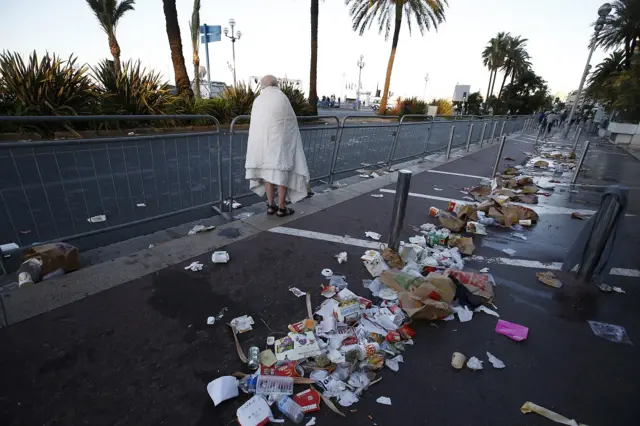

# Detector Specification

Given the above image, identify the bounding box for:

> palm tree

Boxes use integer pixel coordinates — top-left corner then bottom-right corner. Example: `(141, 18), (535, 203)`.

(587, 50), (625, 100)
(595, 0), (640, 69)
(162, 0), (193, 97)
(189, 0), (201, 98)
(309, 0), (319, 115)
(482, 32), (509, 102)
(345, 0), (448, 114)
(85, 0), (135, 76)
(499, 35), (530, 97)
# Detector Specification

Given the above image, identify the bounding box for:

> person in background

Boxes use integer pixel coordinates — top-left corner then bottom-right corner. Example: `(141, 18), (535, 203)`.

(245, 75), (310, 217)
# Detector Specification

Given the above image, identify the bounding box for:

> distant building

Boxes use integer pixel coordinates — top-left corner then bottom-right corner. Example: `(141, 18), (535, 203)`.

(565, 90), (587, 108)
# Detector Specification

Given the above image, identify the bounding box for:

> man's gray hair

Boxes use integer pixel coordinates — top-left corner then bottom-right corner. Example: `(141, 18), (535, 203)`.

(261, 75), (278, 89)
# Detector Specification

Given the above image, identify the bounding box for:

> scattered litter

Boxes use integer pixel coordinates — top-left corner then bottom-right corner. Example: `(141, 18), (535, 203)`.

(236, 395), (272, 426)
(207, 317), (216, 325)
(211, 251), (230, 263)
(511, 232), (527, 241)
(376, 397), (392, 406)
(536, 271), (563, 288)
(87, 215), (106, 223)
(365, 231), (382, 241)
(571, 212), (585, 220)
(466, 356), (483, 370)
(224, 199), (243, 209)
(613, 286), (625, 294)
(496, 319), (529, 341)
(462, 196), (475, 202)
(384, 355), (404, 372)
(136, 203), (146, 207)
(230, 315), (255, 333)
(335, 252), (348, 264)
(216, 307), (228, 320)
(434, 187), (443, 191)
(502, 248), (516, 256)
(306, 418), (316, 426)
(521, 401), (585, 426)
(503, 156), (515, 160)
(331, 181), (347, 189)
(588, 321), (633, 345)
(451, 352), (466, 369)
(596, 282), (612, 292)
(371, 194), (384, 198)
(267, 336), (275, 346)
(452, 305), (473, 322)
(289, 287), (307, 297)
(234, 212), (256, 220)
(207, 376), (239, 406)
(359, 174), (372, 178)
(479, 267), (489, 273)
(321, 268), (333, 277)
(189, 224), (216, 235)
(184, 261), (204, 272)
(474, 305), (500, 318)
(259, 349), (278, 367)
(486, 352), (506, 369)
(371, 172), (380, 178)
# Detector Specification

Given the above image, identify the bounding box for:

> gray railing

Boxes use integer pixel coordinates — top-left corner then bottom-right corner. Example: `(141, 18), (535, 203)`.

(0, 113), (532, 251)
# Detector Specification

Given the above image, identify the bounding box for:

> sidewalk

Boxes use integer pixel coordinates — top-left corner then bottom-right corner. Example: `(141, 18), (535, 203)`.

(1, 130), (639, 426)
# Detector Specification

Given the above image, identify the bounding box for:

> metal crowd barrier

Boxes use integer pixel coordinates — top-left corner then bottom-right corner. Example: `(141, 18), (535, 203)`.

(0, 113), (534, 251)
(0, 115), (222, 250)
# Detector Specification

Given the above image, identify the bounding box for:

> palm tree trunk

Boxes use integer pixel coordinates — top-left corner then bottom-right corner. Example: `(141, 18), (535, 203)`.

(309, 0), (319, 115)
(378, 2), (402, 114)
(163, 0), (193, 97)
(490, 69), (498, 98)
(498, 67), (510, 98)
(109, 34), (122, 76)
(193, 53), (200, 99)
(485, 70), (493, 108)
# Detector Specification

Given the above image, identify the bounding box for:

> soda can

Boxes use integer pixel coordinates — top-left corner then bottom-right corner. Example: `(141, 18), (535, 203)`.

(247, 346), (260, 371)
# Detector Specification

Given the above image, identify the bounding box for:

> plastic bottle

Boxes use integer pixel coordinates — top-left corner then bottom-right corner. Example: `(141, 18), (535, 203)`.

(276, 395), (304, 424)
(237, 375), (294, 396)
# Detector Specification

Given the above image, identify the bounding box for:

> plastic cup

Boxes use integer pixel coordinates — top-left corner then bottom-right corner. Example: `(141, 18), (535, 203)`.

(429, 207), (440, 217)
(451, 352), (467, 369)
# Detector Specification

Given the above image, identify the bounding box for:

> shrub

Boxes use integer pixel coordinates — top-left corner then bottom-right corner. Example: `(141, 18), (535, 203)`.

(220, 81), (259, 118)
(92, 59), (172, 115)
(0, 50), (98, 117)
(166, 96), (231, 125)
(279, 80), (313, 116)
(391, 96), (427, 116)
(430, 98), (453, 115)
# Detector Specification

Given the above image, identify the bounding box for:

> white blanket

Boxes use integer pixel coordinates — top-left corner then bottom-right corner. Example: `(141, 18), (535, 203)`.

(245, 86), (310, 203)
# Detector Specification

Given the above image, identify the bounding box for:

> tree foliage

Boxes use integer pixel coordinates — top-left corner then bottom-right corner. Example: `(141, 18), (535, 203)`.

(85, 0), (135, 75)
(594, 0), (640, 69)
(497, 70), (551, 114)
(430, 98), (452, 115)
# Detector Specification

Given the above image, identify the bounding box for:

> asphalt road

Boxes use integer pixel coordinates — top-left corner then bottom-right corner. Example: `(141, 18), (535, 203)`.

(0, 117), (527, 252)
(1, 130), (638, 425)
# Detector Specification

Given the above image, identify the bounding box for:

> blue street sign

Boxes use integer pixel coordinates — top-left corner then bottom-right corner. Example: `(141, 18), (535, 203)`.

(199, 24), (221, 42)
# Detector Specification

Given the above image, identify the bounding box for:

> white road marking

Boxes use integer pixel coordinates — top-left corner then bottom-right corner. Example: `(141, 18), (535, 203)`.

(428, 170), (486, 179)
(378, 188), (600, 216)
(268, 227), (639, 278)
(268, 226), (385, 249)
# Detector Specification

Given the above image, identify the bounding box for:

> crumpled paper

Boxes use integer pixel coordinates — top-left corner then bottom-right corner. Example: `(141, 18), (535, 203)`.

(184, 261), (203, 271)
(521, 401), (586, 426)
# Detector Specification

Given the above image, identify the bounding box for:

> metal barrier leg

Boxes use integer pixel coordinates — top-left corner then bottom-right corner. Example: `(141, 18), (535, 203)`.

(572, 127), (582, 152)
(421, 122), (433, 157)
(491, 135), (507, 178)
(465, 123), (474, 152)
(386, 121), (403, 169)
(388, 170), (412, 252)
(571, 140), (590, 184)
(499, 121), (506, 140)
(328, 124), (344, 185)
(575, 189), (626, 282)
(534, 124), (542, 146)
(446, 125), (455, 159)
(480, 122), (487, 147)
(491, 122), (497, 144)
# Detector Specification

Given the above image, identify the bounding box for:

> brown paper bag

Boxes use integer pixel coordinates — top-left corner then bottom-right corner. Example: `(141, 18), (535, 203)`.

(398, 292), (452, 320)
(438, 213), (466, 232)
(24, 242), (80, 276)
(381, 248), (405, 269)
(456, 205), (478, 222)
(380, 270), (423, 293)
(425, 272), (457, 303)
(447, 235), (476, 256)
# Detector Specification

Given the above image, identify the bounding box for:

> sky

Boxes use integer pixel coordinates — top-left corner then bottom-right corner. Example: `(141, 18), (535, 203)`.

(1, 0), (614, 101)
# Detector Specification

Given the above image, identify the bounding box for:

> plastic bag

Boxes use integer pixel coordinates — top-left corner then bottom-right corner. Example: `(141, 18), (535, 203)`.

(588, 321), (633, 345)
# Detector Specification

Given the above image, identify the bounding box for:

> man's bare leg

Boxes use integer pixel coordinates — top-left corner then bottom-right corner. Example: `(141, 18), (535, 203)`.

(265, 182), (276, 213)
(277, 185), (288, 209)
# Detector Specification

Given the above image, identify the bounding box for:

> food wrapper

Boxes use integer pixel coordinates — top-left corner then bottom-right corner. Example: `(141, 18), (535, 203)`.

(382, 247), (406, 269)
(361, 250), (389, 277)
(447, 235), (476, 255)
(445, 269), (495, 302)
(438, 212), (466, 232)
(398, 292), (452, 320)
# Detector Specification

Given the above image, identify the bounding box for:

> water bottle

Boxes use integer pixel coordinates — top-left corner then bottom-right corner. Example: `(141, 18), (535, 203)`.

(237, 375), (294, 396)
(276, 395), (304, 424)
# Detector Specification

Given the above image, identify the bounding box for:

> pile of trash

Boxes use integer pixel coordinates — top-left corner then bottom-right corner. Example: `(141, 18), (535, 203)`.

(16, 242), (81, 287)
(206, 222), (512, 425)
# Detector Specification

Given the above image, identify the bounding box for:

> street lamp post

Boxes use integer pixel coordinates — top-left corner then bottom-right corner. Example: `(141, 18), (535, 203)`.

(356, 55), (365, 110)
(223, 19), (242, 87)
(562, 3), (611, 139)
(423, 73), (429, 102)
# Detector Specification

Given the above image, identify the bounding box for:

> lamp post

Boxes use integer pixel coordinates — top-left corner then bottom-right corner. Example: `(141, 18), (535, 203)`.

(356, 55), (365, 110)
(562, 3), (612, 139)
(423, 73), (429, 101)
(223, 19), (242, 86)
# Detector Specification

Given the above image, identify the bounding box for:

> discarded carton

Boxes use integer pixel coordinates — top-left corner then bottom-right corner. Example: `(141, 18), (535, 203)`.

(293, 388), (321, 413)
(207, 376), (239, 406)
(456, 205), (479, 222)
(382, 248), (405, 269)
(398, 291), (452, 320)
(361, 250), (389, 277)
(469, 185), (491, 198)
(424, 272), (457, 303)
(236, 395), (272, 426)
(24, 242), (80, 277)
(379, 270), (423, 293)
(536, 271), (563, 288)
(438, 212), (466, 232)
(447, 235), (476, 256)
(446, 269), (495, 302)
(275, 332), (323, 361)
(466, 221), (487, 235)
(514, 194), (538, 204)
(488, 206), (519, 227)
